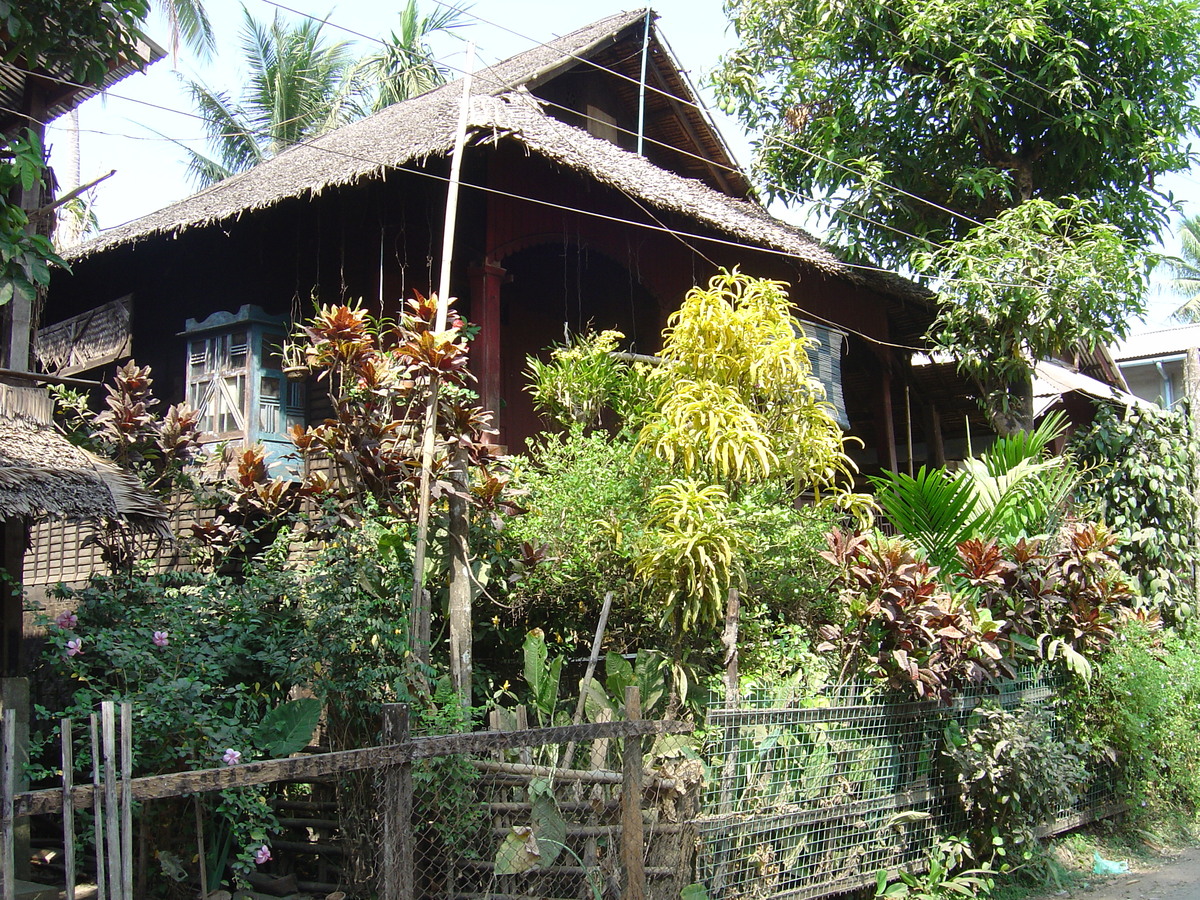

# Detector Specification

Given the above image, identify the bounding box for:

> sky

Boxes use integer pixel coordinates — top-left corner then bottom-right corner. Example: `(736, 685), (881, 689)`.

(45, 0), (755, 228)
(43, 0), (1200, 328)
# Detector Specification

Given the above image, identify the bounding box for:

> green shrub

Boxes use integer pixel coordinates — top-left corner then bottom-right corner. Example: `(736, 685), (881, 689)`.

(944, 704), (1089, 866)
(504, 427), (659, 650)
(1070, 622), (1200, 814)
(31, 551), (309, 879)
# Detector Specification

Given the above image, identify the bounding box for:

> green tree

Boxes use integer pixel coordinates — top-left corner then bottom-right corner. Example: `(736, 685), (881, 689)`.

(918, 198), (1148, 433)
(713, 0), (1200, 266)
(1162, 215), (1200, 322)
(0, 0), (151, 88)
(351, 0), (466, 113)
(634, 270), (863, 632)
(156, 0), (215, 59)
(2, 0), (149, 305)
(182, 7), (364, 186)
(712, 0), (1200, 433)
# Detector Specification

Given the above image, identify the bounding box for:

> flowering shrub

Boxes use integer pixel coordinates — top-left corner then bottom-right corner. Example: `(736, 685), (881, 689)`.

(32, 551), (310, 881)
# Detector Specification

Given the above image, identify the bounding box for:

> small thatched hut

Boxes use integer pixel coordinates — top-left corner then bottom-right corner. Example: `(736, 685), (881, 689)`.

(0, 383), (167, 675)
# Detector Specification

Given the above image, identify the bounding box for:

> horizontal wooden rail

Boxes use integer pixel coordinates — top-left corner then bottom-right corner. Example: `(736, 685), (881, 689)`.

(16, 717), (692, 818)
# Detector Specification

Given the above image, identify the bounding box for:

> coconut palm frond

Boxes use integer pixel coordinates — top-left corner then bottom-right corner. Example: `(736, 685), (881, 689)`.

(362, 0), (468, 111)
(1161, 216), (1200, 322)
(184, 79), (263, 184)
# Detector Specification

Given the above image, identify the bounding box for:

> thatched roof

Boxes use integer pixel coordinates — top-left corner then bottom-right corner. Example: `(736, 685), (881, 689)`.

(65, 10), (930, 304)
(0, 383), (168, 529)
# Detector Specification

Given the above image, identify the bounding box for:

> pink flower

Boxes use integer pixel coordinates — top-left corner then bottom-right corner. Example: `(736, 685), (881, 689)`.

(254, 845), (271, 866)
(55, 611), (78, 630)
(152, 631), (169, 648)
(65, 638), (83, 657)
(222, 748), (242, 766)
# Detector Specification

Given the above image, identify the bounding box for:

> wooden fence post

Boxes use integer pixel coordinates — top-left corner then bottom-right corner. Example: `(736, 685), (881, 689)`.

(621, 686), (645, 900)
(120, 703), (133, 900)
(382, 704), (413, 900)
(2, 707), (15, 900)
(101, 702), (121, 900)
(61, 719), (75, 900)
(89, 714), (106, 900)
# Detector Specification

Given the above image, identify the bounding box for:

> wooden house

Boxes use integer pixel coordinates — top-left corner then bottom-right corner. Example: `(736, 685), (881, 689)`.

(33, 10), (984, 586)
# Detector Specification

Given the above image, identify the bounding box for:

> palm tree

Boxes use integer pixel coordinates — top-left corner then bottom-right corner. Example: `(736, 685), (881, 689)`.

(183, 7), (363, 186)
(1163, 215), (1200, 322)
(158, 0), (216, 59)
(183, 1), (464, 188)
(353, 0), (466, 114)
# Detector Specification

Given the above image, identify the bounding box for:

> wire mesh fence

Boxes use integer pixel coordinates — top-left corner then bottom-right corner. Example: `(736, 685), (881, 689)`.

(693, 671), (1120, 900)
(6, 677), (1122, 900)
(399, 708), (702, 900)
(6, 696), (696, 900)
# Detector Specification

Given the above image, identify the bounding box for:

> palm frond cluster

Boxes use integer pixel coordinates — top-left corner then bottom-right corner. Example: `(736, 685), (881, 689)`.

(183, 0), (464, 187)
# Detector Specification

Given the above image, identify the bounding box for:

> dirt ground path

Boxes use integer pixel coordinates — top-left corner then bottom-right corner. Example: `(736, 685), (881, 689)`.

(1063, 848), (1200, 900)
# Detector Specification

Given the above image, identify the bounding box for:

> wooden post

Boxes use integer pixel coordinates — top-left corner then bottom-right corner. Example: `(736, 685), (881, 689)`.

(714, 591), (741, 897)
(468, 261), (507, 441)
(101, 702), (120, 900)
(61, 719), (75, 900)
(90, 714), (106, 900)
(721, 588), (740, 710)
(0, 678), (27, 880)
(879, 369), (898, 472)
(2, 707), (15, 900)
(620, 686), (645, 900)
(120, 704), (133, 900)
(382, 704), (413, 900)
(195, 798), (207, 900)
(448, 444), (472, 715)
(928, 403), (946, 467)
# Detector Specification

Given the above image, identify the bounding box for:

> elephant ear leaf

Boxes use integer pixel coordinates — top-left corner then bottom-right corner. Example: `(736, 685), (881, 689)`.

(254, 698), (322, 757)
(530, 777), (566, 866)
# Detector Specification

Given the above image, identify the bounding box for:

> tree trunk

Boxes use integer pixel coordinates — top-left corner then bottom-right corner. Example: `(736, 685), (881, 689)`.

(987, 372), (1035, 437)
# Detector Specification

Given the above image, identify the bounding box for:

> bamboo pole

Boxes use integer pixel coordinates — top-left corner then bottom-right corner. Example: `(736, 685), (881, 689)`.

(559, 591), (613, 770)
(16, 719), (693, 817)
(410, 42), (476, 673)
(61, 719), (75, 900)
(447, 443), (472, 713)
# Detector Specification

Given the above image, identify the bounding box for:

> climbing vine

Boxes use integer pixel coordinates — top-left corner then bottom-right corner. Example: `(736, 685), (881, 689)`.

(1070, 402), (1200, 619)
